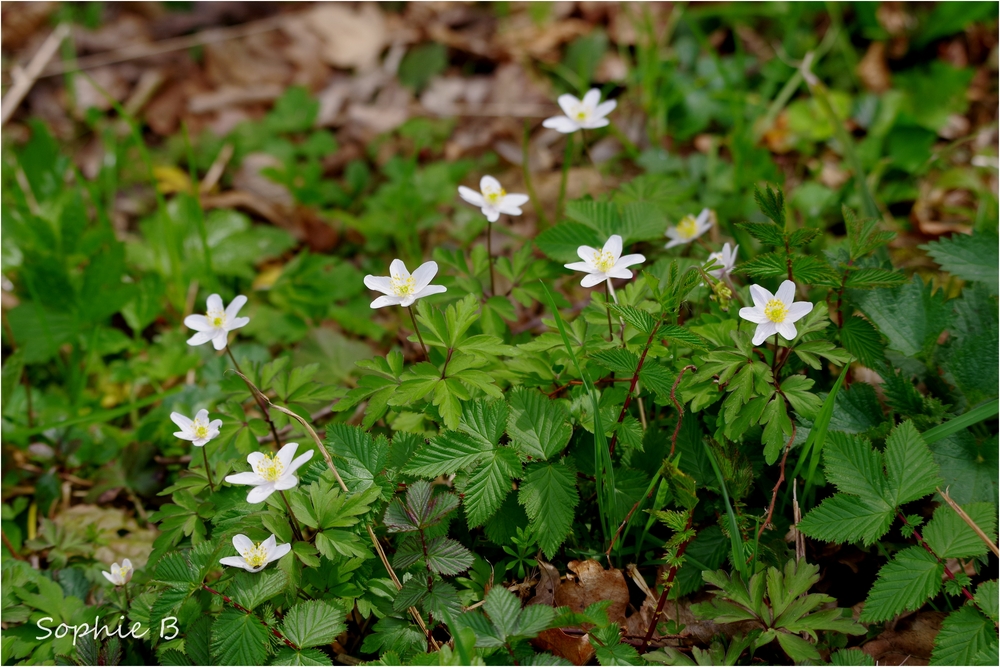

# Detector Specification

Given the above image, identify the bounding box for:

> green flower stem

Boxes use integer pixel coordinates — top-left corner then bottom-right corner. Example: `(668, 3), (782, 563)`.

(201, 446), (216, 493)
(604, 280), (614, 341)
(279, 490), (304, 542)
(407, 306), (429, 359)
(521, 122), (550, 230)
(556, 133), (574, 221)
(486, 222), (496, 296)
(226, 346), (282, 449)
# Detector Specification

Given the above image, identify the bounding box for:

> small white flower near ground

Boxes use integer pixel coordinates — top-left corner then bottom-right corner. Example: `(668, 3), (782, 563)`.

(102, 559), (133, 586)
(219, 534), (290, 573)
(542, 89), (617, 134)
(364, 260), (447, 309)
(707, 243), (739, 280)
(458, 176), (529, 223)
(665, 209), (713, 249)
(224, 442), (314, 504)
(184, 294), (250, 351)
(170, 409), (222, 447)
(739, 280), (814, 346)
(564, 234), (645, 288)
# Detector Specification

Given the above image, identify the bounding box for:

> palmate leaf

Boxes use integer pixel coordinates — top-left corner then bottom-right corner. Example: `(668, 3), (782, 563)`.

(211, 607), (271, 666)
(518, 462), (579, 558)
(923, 502), (998, 559)
(459, 447), (521, 527)
(922, 230), (999, 294)
(859, 547), (943, 623)
(930, 604), (997, 666)
(507, 387), (573, 461)
(280, 600), (346, 649)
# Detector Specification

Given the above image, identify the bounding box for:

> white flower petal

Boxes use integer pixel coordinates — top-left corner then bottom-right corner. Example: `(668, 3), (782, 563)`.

(246, 483), (276, 504)
(233, 534), (255, 553)
(580, 273), (606, 288)
(458, 186), (485, 207)
(582, 88), (602, 109)
(749, 284), (773, 309)
(775, 280), (796, 305)
(274, 475), (299, 491)
(593, 99), (617, 119)
(226, 472), (265, 486)
(582, 117), (610, 129)
(187, 331), (215, 347)
(664, 238), (687, 249)
(483, 206), (500, 222)
(413, 284), (447, 299)
(226, 317), (249, 332)
(170, 412), (193, 429)
(480, 175), (501, 193)
(785, 301), (813, 322)
(276, 442), (299, 470)
(389, 259), (409, 280)
(607, 268), (634, 280)
(557, 93), (581, 117)
(542, 116), (580, 134)
(184, 315), (213, 332)
(370, 295), (400, 309)
(269, 543), (292, 562)
(225, 295), (248, 319)
(262, 534), (278, 554)
(752, 322), (778, 346)
(174, 431), (196, 441)
(195, 409), (209, 423)
(219, 556), (250, 570)
(617, 253), (645, 269)
(739, 306), (768, 324)
(564, 261), (592, 273)
(206, 294), (224, 313)
(211, 332), (229, 350)
(502, 193), (529, 208)
(102, 570), (118, 584)
(209, 419), (223, 431)
(364, 275), (394, 295)
(776, 321), (797, 340)
(603, 235), (623, 261)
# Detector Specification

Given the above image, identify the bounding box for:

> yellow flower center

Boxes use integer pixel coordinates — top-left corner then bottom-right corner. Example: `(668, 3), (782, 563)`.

(764, 299), (788, 323)
(242, 542), (268, 569)
(254, 454), (285, 482)
(484, 187), (506, 205)
(390, 273), (416, 297)
(592, 249), (616, 273)
(676, 215), (700, 240)
(208, 308), (226, 328)
(574, 106), (589, 121)
(194, 424), (209, 439)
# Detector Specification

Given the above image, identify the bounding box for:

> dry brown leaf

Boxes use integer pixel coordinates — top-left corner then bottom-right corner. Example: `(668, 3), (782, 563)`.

(307, 3), (388, 71)
(858, 42), (892, 93)
(861, 611), (944, 666)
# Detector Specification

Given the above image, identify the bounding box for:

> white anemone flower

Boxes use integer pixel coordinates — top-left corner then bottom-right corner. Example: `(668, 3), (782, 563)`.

(564, 235), (645, 288)
(224, 442), (314, 504)
(364, 260), (447, 309)
(739, 280), (814, 346)
(102, 559), (133, 586)
(665, 209), (713, 249)
(542, 88), (617, 134)
(458, 176), (529, 223)
(219, 534), (290, 573)
(707, 243), (739, 280)
(184, 294), (250, 351)
(170, 409), (222, 447)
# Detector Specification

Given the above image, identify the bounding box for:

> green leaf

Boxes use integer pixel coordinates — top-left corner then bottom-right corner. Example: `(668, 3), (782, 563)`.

(507, 388), (573, 461)
(930, 604), (996, 666)
(942, 284), (999, 404)
(922, 231), (999, 294)
(404, 430), (491, 477)
(830, 649), (876, 666)
(483, 585), (522, 639)
(519, 462), (579, 558)
(884, 421), (941, 505)
(780, 375), (823, 420)
(844, 267), (907, 290)
(211, 608), (271, 666)
(753, 184), (786, 226)
(660, 324), (710, 351)
(973, 580), (998, 623)
(460, 447), (521, 527)
(923, 502), (998, 559)
(930, 431), (998, 505)
(535, 223), (603, 263)
(852, 276), (949, 358)
(1, 350), (25, 414)
(839, 316), (885, 368)
(608, 304), (658, 335)
(270, 648), (334, 666)
(775, 631), (820, 662)
(822, 432), (887, 501)
(230, 569), (288, 610)
(860, 547), (943, 623)
(797, 494), (893, 547)
(739, 252), (788, 280)
(424, 536), (474, 576)
(281, 600), (346, 649)
(325, 425), (390, 498)
(458, 399), (508, 448)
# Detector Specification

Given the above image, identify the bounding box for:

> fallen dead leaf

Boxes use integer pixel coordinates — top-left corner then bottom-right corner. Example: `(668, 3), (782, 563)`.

(861, 611), (944, 666)
(858, 42), (892, 93)
(307, 3), (388, 71)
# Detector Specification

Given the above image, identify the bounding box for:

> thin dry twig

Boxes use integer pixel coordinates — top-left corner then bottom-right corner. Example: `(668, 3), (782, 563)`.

(1, 24), (70, 125)
(757, 424), (795, 542)
(669, 366), (698, 457)
(937, 486), (1000, 557)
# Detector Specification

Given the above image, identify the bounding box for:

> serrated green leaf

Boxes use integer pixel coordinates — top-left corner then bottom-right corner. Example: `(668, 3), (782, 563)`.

(281, 600), (346, 648)
(973, 580), (998, 623)
(270, 647), (334, 665)
(860, 546), (942, 623)
(507, 387), (572, 461)
(518, 462), (579, 558)
(823, 432), (887, 501)
(460, 447), (521, 526)
(930, 604), (996, 666)
(660, 324), (710, 351)
(591, 348), (639, 375)
(739, 252), (788, 280)
(797, 494), (893, 547)
(483, 585), (522, 639)
(844, 267), (907, 289)
(923, 502), (998, 559)
(230, 569), (288, 610)
(830, 649), (876, 666)
(211, 608), (271, 665)
(852, 276), (949, 358)
(884, 421), (941, 505)
(535, 222), (604, 263)
(325, 425), (390, 498)
(403, 430), (492, 477)
(458, 398), (508, 448)
(608, 304), (658, 335)
(922, 231), (999, 294)
(425, 536), (474, 576)
(738, 222), (784, 246)
(839, 316), (885, 369)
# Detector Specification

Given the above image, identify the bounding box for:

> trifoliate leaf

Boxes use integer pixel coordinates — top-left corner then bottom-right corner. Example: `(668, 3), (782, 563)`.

(507, 388), (573, 461)
(230, 569), (288, 610)
(458, 398), (508, 448)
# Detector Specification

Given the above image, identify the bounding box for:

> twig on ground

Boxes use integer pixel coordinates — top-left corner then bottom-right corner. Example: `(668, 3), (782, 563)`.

(1, 24), (70, 125)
